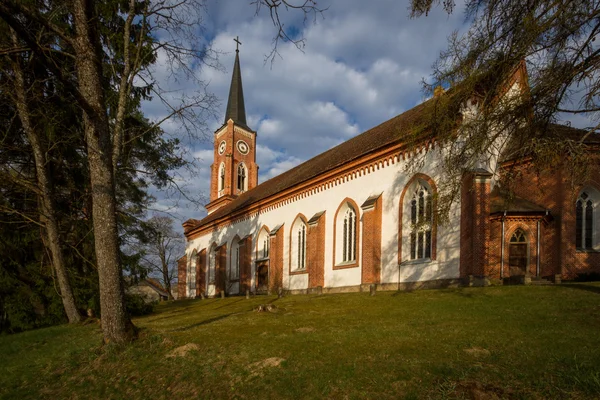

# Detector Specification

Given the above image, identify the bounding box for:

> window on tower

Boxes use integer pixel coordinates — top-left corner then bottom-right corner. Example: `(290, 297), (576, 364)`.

(218, 163), (225, 197)
(237, 163), (247, 193)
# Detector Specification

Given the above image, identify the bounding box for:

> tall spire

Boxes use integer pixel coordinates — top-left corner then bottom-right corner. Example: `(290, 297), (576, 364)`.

(224, 37), (247, 127)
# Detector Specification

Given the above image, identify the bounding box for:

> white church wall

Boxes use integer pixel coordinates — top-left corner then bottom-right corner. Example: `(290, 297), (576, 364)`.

(185, 143), (463, 295)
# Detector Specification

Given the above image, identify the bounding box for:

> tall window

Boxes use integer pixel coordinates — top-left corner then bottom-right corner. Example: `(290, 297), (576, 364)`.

(189, 250), (197, 293)
(218, 163), (225, 195)
(263, 237), (270, 258)
(335, 201), (358, 265)
(257, 228), (270, 259)
(409, 182), (432, 260)
(208, 246), (216, 284)
(576, 191), (596, 249)
(237, 163), (247, 192)
(343, 208), (357, 262)
(230, 239), (240, 280)
(291, 217), (307, 270)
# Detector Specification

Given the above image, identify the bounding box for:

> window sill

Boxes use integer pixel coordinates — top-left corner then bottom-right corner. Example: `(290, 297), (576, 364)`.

(400, 258), (434, 266)
(289, 268), (308, 275)
(576, 248), (600, 253)
(333, 261), (358, 270)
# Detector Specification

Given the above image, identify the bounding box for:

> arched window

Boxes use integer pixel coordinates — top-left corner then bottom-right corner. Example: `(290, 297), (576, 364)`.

(576, 189), (598, 250)
(257, 227), (270, 260)
(291, 216), (307, 271)
(335, 200), (359, 266)
(230, 238), (240, 280)
(208, 245), (216, 284)
(409, 183), (433, 260)
(343, 208), (357, 262)
(509, 229), (528, 275)
(237, 163), (247, 192)
(189, 249), (197, 295)
(218, 163), (225, 196)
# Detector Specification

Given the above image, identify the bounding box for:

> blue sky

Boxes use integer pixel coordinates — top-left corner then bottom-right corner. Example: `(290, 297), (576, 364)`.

(139, 0), (591, 228)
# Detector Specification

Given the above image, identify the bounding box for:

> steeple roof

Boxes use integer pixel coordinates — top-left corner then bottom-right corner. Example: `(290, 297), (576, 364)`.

(224, 49), (248, 128)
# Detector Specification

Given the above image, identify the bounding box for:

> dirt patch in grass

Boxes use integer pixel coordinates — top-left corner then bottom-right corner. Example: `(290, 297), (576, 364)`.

(247, 357), (286, 378)
(166, 343), (200, 358)
(464, 347), (491, 358)
(295, 327), (315, 333)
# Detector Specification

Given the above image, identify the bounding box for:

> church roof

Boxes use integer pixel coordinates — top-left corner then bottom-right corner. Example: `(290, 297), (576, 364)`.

(489, 186), (548, 215)
(224, 50), (248, 129)
(185, 98), (434, 234)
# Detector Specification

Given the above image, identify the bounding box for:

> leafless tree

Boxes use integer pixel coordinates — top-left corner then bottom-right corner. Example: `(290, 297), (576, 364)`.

(138, 216), (184, 299)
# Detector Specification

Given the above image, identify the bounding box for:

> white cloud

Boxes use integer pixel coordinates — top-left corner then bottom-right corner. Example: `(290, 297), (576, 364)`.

(140, 1), (470, 224)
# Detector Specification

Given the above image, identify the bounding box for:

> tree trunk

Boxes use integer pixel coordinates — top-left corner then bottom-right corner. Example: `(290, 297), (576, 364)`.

(72, 0), (134, 343)
(10, 35), (82, 324)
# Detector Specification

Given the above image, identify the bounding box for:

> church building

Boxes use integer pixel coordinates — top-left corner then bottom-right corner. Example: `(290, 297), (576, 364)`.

(178, 47), (600, 299)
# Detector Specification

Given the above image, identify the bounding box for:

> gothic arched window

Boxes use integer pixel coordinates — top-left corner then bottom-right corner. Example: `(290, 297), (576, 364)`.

(335, 200), (359, 266)
(409, 183), (433, 260)
(257, 227), (270, 260)
(237, 163), (247, 192)
(189, 249), (197, 296)
(291, 216), (307, 270)
(208, 244), (216, 284)
(576, 190), (598, 250)
(230, 238), (240, 280)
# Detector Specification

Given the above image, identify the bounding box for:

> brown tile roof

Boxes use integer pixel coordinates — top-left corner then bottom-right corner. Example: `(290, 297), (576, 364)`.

(490, 186), (548, 215)
(184, 99), (435, 233)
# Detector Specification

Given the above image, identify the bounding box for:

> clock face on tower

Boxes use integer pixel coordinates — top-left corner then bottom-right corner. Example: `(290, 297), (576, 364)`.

(218, 140), (226, 155)
(236, 140), (249, 155)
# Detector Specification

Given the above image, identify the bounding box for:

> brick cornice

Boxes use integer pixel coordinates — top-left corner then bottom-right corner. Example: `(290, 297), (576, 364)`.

(186, 139), (437, 240)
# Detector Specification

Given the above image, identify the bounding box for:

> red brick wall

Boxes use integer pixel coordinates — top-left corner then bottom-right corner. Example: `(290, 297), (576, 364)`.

(362, 196), (382, 284)
(269, 228), (284, 292)
(216, 245), (227, 295)
(460, 171), (491, 277)
(177, 255), (187, 299)
(308, 213), (325, 288)
(210, 120), (258, 202)
(488, 218), (544, 278)
(502, 159), (600, 278)
(239, 237), (252, 293)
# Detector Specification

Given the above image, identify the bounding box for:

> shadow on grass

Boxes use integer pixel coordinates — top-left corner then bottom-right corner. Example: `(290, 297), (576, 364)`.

(558, 283), (600, 295)
(169, 311), (245, 332)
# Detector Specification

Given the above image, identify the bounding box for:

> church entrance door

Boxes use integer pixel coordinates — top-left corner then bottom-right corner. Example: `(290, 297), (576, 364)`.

(256, 262), (269, 294)
(508, 229), (528, 276)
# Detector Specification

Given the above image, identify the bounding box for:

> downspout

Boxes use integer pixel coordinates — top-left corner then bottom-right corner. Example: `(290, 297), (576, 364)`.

(500, 211), (506, 279)
(536, 219), (541, 277)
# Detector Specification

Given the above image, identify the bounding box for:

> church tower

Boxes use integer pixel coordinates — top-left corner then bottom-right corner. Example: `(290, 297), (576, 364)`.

(206, 38), (258, 215)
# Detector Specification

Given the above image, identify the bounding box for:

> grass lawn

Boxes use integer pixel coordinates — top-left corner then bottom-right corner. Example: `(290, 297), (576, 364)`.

(1, 284), (600, 399)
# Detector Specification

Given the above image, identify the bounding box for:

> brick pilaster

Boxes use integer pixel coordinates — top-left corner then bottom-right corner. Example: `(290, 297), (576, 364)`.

(361, 195), (382, 284)
(307, 212), (326, 288)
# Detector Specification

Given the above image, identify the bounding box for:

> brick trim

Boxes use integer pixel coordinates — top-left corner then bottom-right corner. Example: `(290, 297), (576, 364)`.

(269, 226), (285, 292)
(308, 212), (326, 288)
(332, 198), (361, 269)
(361, 195), (382, 284)
(398, 173), (438, 265)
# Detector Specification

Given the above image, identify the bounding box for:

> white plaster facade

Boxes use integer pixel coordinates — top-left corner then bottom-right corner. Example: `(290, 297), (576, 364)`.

(184, 145), (463, 298)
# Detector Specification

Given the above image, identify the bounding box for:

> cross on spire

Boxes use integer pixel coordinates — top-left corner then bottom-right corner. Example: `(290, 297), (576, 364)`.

(234, 36), (242, 52)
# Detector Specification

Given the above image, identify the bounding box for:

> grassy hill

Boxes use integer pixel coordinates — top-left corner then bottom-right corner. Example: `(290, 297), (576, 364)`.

(2, 284), (600, 399)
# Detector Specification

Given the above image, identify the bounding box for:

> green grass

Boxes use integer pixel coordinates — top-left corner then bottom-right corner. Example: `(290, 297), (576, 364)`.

(2, 284), (600, 399)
